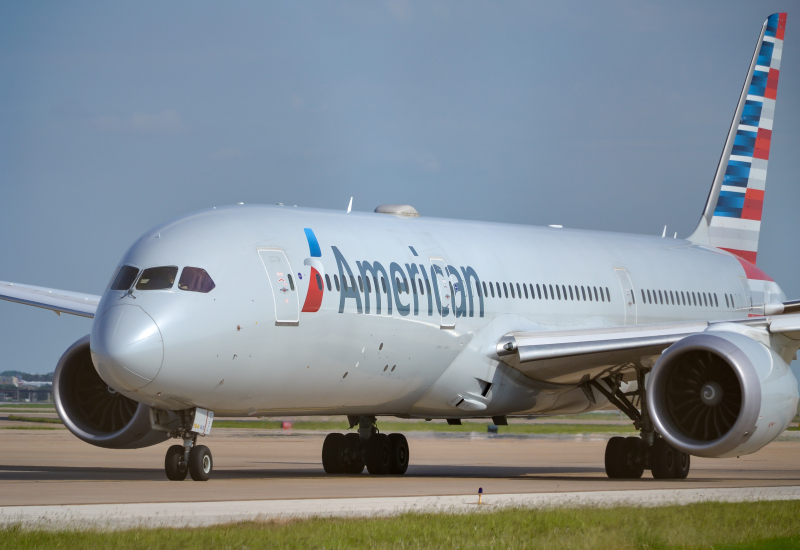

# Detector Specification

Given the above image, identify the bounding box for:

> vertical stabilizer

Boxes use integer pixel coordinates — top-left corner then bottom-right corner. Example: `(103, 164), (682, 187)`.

(688, 13), (787, 265)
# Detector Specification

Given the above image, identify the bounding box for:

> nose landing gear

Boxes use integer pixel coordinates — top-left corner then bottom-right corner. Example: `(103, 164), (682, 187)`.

(161, 410), (214, 482)
(321, 416), (409, 475)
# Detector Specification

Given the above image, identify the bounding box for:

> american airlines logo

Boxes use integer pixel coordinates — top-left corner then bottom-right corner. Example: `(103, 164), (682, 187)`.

(300, 228), (484, 318)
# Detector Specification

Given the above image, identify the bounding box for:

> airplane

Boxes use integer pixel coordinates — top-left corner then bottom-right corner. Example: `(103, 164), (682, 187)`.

(0, 13), (796, 482)
(15, 378), (51, 388)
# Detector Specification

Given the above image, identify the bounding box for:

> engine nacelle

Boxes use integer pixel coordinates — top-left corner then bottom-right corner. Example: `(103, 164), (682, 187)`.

(648, 328), (799, 458)
(54, 335), (169, 449)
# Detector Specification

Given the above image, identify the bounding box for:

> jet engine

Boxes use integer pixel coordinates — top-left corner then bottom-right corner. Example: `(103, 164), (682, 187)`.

(53, 335), (169, 449)
(648, 327), (799, 458)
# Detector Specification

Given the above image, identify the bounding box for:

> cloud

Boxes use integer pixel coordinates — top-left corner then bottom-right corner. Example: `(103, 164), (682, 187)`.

(386, 0), (413, 22)
(91, 110), (183, 134)
(414, 154), (440, 173)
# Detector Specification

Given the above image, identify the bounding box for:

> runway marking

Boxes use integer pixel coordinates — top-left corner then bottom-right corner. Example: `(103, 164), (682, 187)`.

(1, 486), (799, 530)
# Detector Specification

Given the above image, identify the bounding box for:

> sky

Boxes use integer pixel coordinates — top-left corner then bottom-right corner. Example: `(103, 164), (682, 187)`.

(1, 1), (799, 374)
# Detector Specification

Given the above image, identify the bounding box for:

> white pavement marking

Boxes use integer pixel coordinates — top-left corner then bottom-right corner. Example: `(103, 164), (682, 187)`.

(1, 486), (799, 530)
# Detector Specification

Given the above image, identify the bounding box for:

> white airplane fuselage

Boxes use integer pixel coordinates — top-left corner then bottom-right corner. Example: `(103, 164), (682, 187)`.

(89, 204), (784, 419)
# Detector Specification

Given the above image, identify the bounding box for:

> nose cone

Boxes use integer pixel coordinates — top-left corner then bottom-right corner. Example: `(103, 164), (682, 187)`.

(91, 304), (164, 390)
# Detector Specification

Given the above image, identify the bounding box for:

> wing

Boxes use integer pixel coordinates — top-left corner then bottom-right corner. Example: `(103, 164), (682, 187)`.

(0, 280), (100, 318)
(495, 313), (800, 386)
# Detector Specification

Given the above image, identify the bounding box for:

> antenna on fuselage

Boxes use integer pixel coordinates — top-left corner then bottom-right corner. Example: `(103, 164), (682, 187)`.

(347, 197), (353, 213)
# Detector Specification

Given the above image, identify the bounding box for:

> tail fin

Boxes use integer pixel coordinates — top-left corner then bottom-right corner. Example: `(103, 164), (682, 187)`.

(688, 13), (787, 264)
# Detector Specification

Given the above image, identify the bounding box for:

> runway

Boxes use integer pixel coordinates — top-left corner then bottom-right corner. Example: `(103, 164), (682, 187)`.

(1, 426), (799, 517)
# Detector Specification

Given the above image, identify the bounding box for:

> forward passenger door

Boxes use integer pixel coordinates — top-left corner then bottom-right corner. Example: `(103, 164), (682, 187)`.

(258, 249), (300, 326)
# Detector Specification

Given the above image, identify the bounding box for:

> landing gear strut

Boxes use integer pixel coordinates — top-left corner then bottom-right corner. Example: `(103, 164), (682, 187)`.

(322, 416), (409, 475)
(163, 411), (214, 482)
(589, 369), (690, 480)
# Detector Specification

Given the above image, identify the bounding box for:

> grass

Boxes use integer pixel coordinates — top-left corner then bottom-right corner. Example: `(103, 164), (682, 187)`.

(1, 426), (60, 430)
(6, 415), (62, 424)
(0, 403), (54, 409)
(2, 501), (799, 549)
(214, 419), (636, 434)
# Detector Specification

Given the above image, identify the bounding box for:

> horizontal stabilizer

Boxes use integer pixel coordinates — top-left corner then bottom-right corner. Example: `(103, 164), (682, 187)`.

(0, 280), (100, 318)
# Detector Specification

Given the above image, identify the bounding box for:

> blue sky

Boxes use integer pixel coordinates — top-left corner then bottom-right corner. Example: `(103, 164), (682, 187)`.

(1, 1), (798, 373)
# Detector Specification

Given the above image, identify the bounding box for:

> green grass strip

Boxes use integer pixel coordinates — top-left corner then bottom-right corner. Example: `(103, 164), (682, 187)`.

(0, 404), (54, 409)
(1, 426), (60, 430)
(7, 415), (62, 424)
(214, 419), (636, 434)
(2, 501), (799, 549)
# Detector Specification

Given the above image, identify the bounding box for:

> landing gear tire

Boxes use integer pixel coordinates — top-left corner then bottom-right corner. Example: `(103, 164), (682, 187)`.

(365, 433), (392, 475)
(342, 433), (365, 474)
(604, 436), (644, 479)
(188, 444), (213, 481)
(322, 433), (345, 474)
(165, 444), (188, 481)
(388, 433), (409, 475)
(650, 438), (690, 479)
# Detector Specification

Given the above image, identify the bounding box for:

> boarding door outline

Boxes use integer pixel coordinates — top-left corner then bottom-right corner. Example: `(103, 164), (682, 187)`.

(614, 268), (637, 325)
(429, 258), (455, 329)
(258, 249), (300, 326)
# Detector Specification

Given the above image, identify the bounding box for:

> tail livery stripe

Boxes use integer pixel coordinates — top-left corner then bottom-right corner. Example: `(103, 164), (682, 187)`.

(692, 13), (787, 266)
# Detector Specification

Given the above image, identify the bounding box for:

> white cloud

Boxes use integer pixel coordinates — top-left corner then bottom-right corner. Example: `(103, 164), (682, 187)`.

(90, 110), (183, 134)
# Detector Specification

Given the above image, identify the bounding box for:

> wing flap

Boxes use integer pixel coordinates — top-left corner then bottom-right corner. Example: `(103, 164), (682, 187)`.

(0, 280), (100, 318)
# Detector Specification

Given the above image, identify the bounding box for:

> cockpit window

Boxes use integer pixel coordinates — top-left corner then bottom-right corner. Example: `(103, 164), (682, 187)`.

(111, 265), (140, 291)
(136, 266), (178, 290)
(178, 267), (216, 293)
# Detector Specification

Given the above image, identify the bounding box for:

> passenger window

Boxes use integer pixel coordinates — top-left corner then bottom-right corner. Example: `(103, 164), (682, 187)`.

(544, 285), (549, 300)
(503, 283), (508, 298)
(358, 276), (364, 292)
(510, 284), (515, 298)
(490, 282), (495, 297)
(178, 267), (216, 293)
(496, 282), (502, 297)
(524, 284), (528, 299)
(556, 285), (561, 300)
(600, 287), (604, 302)
(334, 275), (341, 291)
(401, 278), (408, 294)
(530, 284), (535, 298)
(325, 274), (332, 291)
(631, 289), (635, 304)
(381, 277), (386, 293)
(703, 293), (708, 307)
(419, 279), (424, 295)
(136, 266), (178, 291)
(569, 286), (574, 300)
(395, 277), (401, 292)
(516, 283), (521, 298)
(343, 276), (349, 291)
(316, 273), (323, 291)
(482, 282), (488, 296)
(373, 277), (379, 294)
(288, 275), (295, 291)
(411, 278), (417, 295)
(725, 294), (729, 308)
(714, 293), (718, 307)
(692, 292), (697, 306)
(426, 280), (431, 295)
(111, 265), (140, 291)
(551, 285), (556, 299)
(641, 289), (646, 303)
(536, 284), (542, 299)
(606, 287), (610, 302)
(366, 277), (372, 293)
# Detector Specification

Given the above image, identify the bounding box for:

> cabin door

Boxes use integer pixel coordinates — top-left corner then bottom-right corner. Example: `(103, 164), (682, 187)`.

(614, 268), (637, 325)
(429, 258), (456, 329)
(258, 249), (300, 326)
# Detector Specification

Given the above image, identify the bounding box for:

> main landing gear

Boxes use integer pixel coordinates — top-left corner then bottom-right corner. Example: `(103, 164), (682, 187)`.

(322, 416), (409, 475)
(587, 370), (690, 480)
